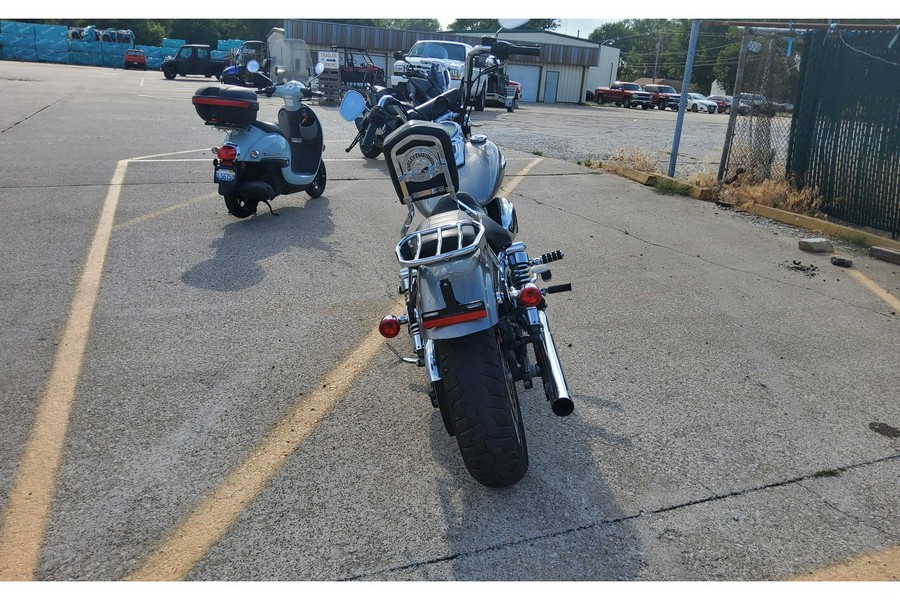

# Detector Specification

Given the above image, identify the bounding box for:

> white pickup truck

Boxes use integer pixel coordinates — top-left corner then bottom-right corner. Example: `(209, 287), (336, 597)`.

(391, 40), (486, 109)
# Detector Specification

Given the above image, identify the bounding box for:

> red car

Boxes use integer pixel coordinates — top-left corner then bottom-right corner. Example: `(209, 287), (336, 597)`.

(124, 49), (147, 70)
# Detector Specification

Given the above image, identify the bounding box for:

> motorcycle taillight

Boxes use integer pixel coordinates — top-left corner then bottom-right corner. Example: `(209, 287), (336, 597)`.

(217, 145), (238, 162)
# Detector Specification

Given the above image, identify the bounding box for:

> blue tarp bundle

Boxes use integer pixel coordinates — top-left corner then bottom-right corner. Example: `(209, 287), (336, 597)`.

(69, 51), (103, 66)
(217, 39), (244, 52)
(0, 32), (36, 61)
(33, 24), (68, 40)
(0, 20), (35, 35)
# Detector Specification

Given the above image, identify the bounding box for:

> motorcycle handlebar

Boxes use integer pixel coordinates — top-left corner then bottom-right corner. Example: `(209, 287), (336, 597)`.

(492, 40), (541, 58)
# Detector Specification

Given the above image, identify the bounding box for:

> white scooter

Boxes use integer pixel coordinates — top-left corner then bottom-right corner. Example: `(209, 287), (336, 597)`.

(192, 60), (327, 218)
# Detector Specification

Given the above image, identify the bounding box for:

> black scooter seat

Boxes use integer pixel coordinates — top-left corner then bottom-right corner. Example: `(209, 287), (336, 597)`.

(253, 120), (284, 136)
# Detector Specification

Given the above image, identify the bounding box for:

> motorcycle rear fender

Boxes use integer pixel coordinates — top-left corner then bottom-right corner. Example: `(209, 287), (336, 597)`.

(416, 246), (500, 340)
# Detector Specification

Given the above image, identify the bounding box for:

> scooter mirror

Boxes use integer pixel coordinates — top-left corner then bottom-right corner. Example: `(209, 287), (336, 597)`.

(339, 90), (367, 122)
(246, 59), (260, 74)
(498, 19), (529, 30)
(393, 51), (405, 61)
(315, 62), (325, 76)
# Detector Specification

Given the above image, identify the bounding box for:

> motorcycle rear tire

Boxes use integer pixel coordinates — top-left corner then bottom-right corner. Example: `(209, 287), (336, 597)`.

(435, 327), (528, 488)
(223, 191), (258, 218)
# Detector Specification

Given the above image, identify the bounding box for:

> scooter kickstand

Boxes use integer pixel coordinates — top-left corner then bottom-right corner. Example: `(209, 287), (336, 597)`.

(261, 199), (279, 216)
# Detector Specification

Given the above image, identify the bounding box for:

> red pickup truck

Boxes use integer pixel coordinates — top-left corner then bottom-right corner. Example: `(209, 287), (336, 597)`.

(643, 83), (681, 110)
(594, 81), (654, 109)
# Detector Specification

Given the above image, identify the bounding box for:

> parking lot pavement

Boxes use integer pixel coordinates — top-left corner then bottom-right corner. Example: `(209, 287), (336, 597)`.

(0, 62), (898, 582)
(471, 100), (732, 179)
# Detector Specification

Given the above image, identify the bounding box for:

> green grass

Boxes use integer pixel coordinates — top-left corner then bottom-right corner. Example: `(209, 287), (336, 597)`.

(653, 179), (692, 196)
(835, 230), (869, 248)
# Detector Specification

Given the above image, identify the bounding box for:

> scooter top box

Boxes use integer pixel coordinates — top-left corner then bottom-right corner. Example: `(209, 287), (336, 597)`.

(192, 86), (259, 127)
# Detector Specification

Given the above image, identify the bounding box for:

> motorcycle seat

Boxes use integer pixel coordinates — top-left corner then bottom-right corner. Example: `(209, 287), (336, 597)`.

(253, 120), (284, 136)
(423, 192), (512, 251)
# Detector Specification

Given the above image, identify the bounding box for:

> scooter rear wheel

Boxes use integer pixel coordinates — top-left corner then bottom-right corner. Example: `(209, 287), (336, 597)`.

(306, 162), (327, 198)
(223, 191), (258, 218)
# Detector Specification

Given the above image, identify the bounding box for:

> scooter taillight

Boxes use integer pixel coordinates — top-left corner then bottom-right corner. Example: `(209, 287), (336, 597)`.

(217, 145), (238, 164)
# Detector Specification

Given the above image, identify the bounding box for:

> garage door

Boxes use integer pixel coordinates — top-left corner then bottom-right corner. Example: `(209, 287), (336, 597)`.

(506, 65), (540, 103)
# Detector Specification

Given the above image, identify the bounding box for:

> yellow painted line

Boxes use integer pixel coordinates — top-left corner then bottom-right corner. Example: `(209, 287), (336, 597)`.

(848, 269), (900, 312)
(126, 304), (403, 581)
(127, 160), (539, 581)
(0, 160), (129, 581)
(113, 192), (218, 232)
(501, 157), (543, 194)
(792, 545), (900, 581)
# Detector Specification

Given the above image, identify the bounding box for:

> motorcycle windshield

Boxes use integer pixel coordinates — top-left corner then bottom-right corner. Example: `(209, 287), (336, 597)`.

(276, 39), (314, 84)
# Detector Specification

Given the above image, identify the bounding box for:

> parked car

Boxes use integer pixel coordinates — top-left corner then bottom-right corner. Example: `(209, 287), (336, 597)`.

(740, 93), (777, 116)
(685, 93), (718, 113)
(123, 48), (147, 70)
(707, 94), (731, 114)
(161, 44), (229, 80)
(594, 81), (654, 109)
(643, 83), (680, 110)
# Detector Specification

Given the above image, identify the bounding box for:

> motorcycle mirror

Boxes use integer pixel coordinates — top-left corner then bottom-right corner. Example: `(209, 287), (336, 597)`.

(246, 59), (260, 74)
(339, 90), (367, 122)
(393, 51), (406, 61)
(314, 62), (325, 76)
(498, 19), (529, 31)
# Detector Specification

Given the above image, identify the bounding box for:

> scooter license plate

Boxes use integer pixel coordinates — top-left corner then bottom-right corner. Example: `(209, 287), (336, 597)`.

(214, 167), (236, 184)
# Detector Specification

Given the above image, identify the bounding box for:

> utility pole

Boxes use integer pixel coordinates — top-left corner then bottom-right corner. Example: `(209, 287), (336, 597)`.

(652, 26), (662, 83)
(668, 19), (700, 178)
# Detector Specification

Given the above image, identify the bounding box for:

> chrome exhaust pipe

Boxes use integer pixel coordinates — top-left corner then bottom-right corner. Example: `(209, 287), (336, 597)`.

(537, 310), (573, 417)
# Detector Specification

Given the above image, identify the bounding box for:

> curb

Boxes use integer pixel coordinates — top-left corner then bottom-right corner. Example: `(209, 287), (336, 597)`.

(602, 166), (900, 255)
(748, 204), (900, 252)
(602, 165), (713, 200)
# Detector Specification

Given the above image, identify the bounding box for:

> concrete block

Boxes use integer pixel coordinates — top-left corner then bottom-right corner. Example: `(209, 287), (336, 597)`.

(799, 238), (834, 253)
(870, 246), (900, 265)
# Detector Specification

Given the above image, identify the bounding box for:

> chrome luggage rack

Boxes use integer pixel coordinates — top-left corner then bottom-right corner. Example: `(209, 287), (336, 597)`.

(395, 219), (485, 267)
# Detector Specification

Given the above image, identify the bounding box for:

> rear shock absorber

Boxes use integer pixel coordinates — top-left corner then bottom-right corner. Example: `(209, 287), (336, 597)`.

(508, 250), (532, 287)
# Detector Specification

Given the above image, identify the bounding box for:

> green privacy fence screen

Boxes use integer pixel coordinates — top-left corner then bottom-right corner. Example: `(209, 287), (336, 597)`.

(787, 29), (900, 238)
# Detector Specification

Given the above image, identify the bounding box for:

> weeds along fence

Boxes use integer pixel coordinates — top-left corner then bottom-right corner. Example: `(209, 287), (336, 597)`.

(787, 29), (900, 239)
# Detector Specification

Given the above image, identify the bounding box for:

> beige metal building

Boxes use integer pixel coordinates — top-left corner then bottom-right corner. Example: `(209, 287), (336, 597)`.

(275, 20), (620, 104)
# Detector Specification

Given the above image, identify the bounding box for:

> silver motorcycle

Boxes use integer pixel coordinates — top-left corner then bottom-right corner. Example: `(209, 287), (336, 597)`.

(340, 20), (573, 488)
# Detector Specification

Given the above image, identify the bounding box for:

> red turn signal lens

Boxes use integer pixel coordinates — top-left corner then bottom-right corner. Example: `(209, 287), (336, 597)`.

(379, 315), (402, 338)
(518, 284), (543, 307)
(217, 145), (238, 161)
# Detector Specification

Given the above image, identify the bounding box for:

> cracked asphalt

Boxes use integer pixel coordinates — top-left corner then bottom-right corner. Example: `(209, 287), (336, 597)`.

(1, 61), (898, 581)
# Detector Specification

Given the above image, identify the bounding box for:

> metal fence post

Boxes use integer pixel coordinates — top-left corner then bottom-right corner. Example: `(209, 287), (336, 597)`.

(668, 19), (700, 178)
(718, 29), (750, 182)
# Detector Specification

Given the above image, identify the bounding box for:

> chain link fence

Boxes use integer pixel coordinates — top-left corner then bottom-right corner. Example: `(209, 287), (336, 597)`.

(722, 34), (798, 184)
